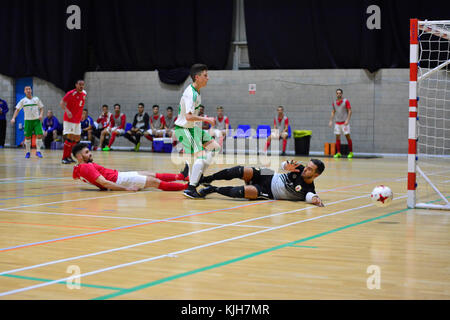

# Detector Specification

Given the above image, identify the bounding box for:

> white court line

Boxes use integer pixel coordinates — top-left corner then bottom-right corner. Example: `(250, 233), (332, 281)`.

(0, 195), (408, 297)
(0, 209), (269, 229)
(0, 193), (372, 282)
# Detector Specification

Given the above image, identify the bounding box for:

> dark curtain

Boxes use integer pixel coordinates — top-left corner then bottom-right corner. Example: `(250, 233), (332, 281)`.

(89, 0), (233, 76)
(244, 0), (450, 71)
(0, 0), (89, 92)
(0, 0), (232, 90)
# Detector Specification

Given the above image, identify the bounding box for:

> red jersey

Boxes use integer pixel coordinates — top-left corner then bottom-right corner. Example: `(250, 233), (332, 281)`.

(63, 89), (87, 123)
(274, 115), (289, 130)
(111, 113), (126, 129)
(150, 114), (166, 129)
(97, 112), (112, 129)
(332, 98), (351, 124)
(73, 162), (119, 190)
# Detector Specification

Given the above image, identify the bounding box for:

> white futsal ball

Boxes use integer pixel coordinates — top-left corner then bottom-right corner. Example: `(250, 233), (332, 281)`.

(371, 185), (393, 207)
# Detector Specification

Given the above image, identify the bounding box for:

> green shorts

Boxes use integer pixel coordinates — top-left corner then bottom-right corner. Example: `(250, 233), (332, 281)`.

(175, 125), (213, 154)
(24, 119), (43, 137)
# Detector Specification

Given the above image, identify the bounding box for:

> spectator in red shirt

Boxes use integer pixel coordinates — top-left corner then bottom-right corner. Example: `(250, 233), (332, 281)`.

(265, 106), (289, 156)
(103, 103), (126, 151)
(72, 142), (189, 191)
(60, 79), (87, 164)
(94, 104), (112, 150)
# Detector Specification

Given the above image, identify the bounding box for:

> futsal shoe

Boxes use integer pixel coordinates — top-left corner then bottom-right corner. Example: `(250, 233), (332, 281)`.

(183, 185), (205, 199)
(102, 146), (111, 151)
(347, 152), (354, 159)
(61, 158), (72, 164)
(25, 152), (31, 159)
(36, 151), (43, 158)
(198, 185), (218, 197)
(180, 161), (190, 180)
(134, 142), (140, 152)
(333, 152), (342, 158)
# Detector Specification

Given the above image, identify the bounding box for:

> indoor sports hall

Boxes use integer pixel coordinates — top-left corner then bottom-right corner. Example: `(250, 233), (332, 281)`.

(0, 1), (448, 301)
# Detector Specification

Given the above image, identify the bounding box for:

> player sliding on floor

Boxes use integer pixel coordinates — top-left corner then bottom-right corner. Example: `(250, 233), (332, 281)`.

(71, 142), (189, 192)
(198, 159), (325, 207)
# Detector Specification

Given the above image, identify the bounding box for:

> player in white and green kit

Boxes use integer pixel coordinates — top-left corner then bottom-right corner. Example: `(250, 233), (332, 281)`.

(174, 64), (221, 198)
(11, 86), (44, 158)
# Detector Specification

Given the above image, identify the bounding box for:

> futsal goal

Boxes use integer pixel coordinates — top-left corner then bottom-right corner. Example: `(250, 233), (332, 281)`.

(408, 19), (450, 210)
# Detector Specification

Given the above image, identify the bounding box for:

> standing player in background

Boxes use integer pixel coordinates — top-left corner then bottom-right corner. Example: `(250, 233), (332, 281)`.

(210, 106), (229, 148)
(174, 64), (220, 199)
(10, 86), (44, 158)
(328, 88), (353, 158)
(102, 103), (126, 151)
(265, 106), (289, 156)
(60, 80), (86, 164)
(0, 97), (9, 148)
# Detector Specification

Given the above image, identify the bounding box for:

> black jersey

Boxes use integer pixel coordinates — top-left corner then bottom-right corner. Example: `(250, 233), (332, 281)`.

(271, 165), (316, 200)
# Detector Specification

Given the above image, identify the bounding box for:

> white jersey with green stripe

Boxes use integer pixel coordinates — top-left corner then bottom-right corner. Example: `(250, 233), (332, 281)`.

(174, 84), (202, 129)
(15, 96), (44, 120)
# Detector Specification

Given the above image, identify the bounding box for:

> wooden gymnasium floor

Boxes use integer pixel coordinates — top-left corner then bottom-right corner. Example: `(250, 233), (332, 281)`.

(0, 147), (448, 300)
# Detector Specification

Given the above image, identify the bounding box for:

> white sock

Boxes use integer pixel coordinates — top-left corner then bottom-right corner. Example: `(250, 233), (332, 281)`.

(36, 139), (42, 152)
(190, 158), (207, 187)
(25, 139), (31, 153)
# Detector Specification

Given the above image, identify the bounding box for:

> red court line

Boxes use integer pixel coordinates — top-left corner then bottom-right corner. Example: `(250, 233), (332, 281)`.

(0, 221), (107, 230)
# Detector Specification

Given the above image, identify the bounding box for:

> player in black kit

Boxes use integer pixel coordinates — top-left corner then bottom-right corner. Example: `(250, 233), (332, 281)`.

(198, 159), (325, 207)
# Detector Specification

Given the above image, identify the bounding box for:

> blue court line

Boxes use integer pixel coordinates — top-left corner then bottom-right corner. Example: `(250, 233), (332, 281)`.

(0, 200), (275, 252)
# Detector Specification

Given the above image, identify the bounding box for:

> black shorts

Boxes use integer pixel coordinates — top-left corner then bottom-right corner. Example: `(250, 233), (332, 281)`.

(247, 167), (274, 199)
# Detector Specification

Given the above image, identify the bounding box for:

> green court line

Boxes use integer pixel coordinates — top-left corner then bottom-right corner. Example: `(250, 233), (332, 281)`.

(288, 245), (318, 248)
(93, 207), (410, 300)
(1, 274), (124, 291)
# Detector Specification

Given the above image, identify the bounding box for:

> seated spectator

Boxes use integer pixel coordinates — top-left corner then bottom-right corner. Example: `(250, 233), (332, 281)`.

(146, 104), (166, 138)
(164, 106), (177, 139)
(95, 104), (112, 150)
(80, 108), (95, 146)
(198, 105), (211, 130)
(209, 105), (229, 147)
(124, 102), (150, 152)
(102, 103), (126, 151)
(265, 105), (290, 156)
(42, 110), (61, 149)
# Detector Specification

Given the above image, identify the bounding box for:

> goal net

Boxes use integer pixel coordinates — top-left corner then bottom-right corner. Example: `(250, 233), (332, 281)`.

(408, 19), (450, 210)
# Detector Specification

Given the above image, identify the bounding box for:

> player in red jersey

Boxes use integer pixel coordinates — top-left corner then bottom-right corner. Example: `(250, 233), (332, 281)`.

(60, 80), (87, 164)
(265, 106), (289, 156)
(72, 142), (189, 191)
(328, 88), (353, 158)
(102, 103), (126, 151)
